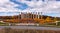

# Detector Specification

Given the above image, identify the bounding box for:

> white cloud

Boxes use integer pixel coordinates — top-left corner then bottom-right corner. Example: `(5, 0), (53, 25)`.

(0, 0), (22, 12)
(0, 0), (60, 17)
(17, 0), (60, 17)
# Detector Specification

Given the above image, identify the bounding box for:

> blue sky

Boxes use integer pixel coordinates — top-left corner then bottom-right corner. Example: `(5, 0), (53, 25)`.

(10, 0), (28, 10)
(0, 12), (20, 16)
(0, 0), (60, 17)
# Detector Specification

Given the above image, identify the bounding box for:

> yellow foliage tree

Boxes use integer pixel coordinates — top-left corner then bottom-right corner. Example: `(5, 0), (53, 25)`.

(45, 17), (52, 23)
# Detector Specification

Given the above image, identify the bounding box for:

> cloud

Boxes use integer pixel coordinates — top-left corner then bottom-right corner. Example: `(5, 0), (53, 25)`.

(17, 0), (60, 17)
(17, 0), (60, 12)
(0, 0), (22, 12)
(0, 0), (60, 17)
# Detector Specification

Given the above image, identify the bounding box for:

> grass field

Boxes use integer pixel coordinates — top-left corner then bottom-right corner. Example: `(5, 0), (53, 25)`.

(0, 22), (9, 26)
(0, 27), (60, 33)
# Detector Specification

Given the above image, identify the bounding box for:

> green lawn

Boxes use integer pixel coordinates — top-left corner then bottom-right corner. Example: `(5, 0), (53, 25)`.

(0, 22), (9, 26)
